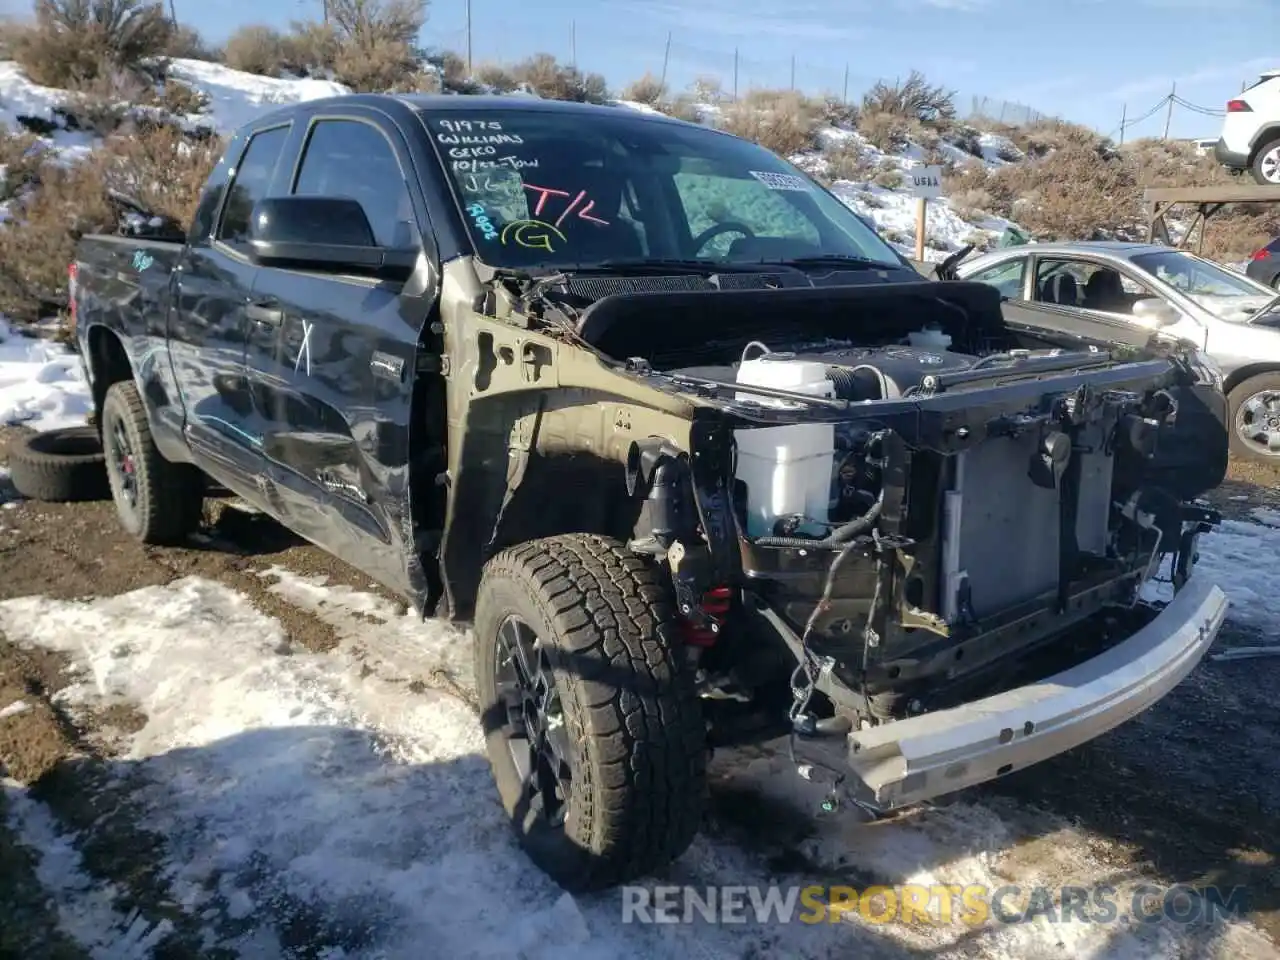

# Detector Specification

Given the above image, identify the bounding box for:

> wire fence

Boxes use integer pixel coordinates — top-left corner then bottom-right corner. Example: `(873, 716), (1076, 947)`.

(965, 96), (1053, 129)
(420, 22), (1062, 130)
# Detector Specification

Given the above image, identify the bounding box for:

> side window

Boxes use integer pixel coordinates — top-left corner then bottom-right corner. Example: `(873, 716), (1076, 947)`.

(293, 119), (416, 248)
(672, 171), (820, 257)
(216, 126), (290, 248)
(1034, 259), (1089, 307)
(967, 259), (1025, 299)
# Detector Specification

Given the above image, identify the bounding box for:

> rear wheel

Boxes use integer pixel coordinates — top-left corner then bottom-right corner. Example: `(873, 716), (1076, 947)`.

(1251, 138), (1280, 186)
(474, 534), (707, 891)
(1228, 372), (1280, 462)
(101, 381), (205, 543)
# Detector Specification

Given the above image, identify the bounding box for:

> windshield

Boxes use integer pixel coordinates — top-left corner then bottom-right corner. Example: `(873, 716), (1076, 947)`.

(1130, 250), (1274, 313)
(421, 107), (904, 271)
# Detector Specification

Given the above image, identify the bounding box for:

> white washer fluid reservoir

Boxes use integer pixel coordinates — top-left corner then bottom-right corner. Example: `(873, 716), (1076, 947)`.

(733, 346), (836, 538)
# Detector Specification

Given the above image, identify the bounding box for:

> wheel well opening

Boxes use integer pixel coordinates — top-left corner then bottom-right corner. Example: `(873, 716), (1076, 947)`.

(86, 326), (132, 426)
(1224, 362), (1280, 399)
(443, 451), (641, 622)
(1249, 126), (1280, 164)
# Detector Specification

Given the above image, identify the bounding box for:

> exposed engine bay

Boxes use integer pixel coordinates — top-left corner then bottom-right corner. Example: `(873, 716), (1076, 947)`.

(487, 273), (1228, 804)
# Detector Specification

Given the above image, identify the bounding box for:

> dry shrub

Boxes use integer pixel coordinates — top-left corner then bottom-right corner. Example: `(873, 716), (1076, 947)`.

(160, 77), (206, 115)
(657, 94), (701, 123)
(0, 125), (51, 201)
(0, 158), (115, 321)
(823, 144), (875, 183)
(861, 70), (955, 126)
(948, 187), (993, 223)
(223, 24), (287, 77)
(9, 0), (173, 88)
(511, 53), (609, 103)
(719, 89), (819, 156)
(427, 50), (482, 93)
(329, 0), (424, 47)
(690, 75), (725, 105)
(333, 35), (420, 92)
(820, 96), (859, 130)
(858, 110), (908, 152)
(0, 125), (221, 322)
(56, 67), (158, 136)
(283, 1), (426, 91)
(93, 124), (222, 225)
(282, 20), (342, 76)
(164, 24), (216, 60)
(622, 72), (666, 105)
(475, 62), (518, 93)
(987, 142), (1138, 240)
(873, 166), (903, 190)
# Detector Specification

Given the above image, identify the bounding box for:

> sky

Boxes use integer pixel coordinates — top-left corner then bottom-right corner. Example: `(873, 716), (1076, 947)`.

(2, 0), (1278, 139)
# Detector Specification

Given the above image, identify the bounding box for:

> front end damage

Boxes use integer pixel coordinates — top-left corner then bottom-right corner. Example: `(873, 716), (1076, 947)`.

(604, 287), (1230, 811)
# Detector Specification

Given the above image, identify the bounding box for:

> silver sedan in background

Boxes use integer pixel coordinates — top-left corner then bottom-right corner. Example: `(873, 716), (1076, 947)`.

(956, 241), (1280, 462)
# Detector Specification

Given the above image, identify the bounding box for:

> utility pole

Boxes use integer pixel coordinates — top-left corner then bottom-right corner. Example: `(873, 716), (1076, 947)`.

(842, 63), (849, 103)
(732, 48), (739, 101)
(322, 0), (329, 23)
(570, 20), (576, 68)
(1163, 81), (1175, 140)
(1119, 102), (1126, 145)
(660, 31), (671, 88)
(789, 54), (795, 91)
(465, 0), (473, 73)
(168, 0), (176, 24)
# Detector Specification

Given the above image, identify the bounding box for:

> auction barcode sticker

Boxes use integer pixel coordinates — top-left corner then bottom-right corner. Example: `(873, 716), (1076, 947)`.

(749, 171), (812, 191)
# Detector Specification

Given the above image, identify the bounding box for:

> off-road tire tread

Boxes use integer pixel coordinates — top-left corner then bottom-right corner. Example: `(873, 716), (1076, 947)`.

(5, 426), (109, 502)
(102, 381), (204, 544)
(476, 533), (707, 891)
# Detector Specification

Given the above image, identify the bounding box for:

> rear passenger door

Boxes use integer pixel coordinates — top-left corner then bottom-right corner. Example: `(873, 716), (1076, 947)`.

(246, 112), (433, 587)
(170, 122), (291, 499)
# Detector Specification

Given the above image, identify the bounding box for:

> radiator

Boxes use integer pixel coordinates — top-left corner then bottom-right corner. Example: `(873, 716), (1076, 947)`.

(941, 435), (1061, 622)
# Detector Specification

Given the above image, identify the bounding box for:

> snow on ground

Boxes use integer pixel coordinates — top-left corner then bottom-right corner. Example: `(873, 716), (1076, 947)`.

(0, 520), (1273, 957)
(165, 59), (349, 136)
(794, 126), (1020, 261)
(0, 316), (90, 431)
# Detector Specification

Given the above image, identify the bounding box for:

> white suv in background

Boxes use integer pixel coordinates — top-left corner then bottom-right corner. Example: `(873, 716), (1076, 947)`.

(1216, 68), (1280, 185)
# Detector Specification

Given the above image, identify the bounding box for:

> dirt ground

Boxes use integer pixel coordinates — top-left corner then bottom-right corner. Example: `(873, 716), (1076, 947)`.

(0, 425), (1278, 957)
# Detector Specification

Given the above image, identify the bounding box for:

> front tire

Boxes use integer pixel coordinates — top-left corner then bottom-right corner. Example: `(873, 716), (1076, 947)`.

(1228, 372), (1280, 462)
(1251, 138), (1280, 186)
(474, 534), (707, 892)
(101, 381), (205, 543)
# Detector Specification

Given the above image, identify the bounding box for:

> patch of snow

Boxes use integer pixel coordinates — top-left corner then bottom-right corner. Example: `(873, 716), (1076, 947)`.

(259, 565), (474, 697)
(613, 99), (665, 116)
(0, 572), (1270, 957)
(163, 59), (350, 136)
(1177, 519), (1280, 630)
(0, 699), (30, 719)
(0, 315), (91, 431)
(978, 132), (1021, 165)
(4, 780), (168, 958)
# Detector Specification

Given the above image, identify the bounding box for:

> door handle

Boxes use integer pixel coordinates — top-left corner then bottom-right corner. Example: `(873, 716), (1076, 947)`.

(246, 300), (283, 326)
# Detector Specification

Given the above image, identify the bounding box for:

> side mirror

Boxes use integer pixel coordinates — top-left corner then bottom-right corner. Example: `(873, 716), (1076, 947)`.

(247, 196), (419, 278)
(1131, 297), (1180, 328)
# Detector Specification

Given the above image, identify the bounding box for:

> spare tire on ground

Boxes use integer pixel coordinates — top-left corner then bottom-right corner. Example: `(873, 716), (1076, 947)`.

(6, 426), (110, 502)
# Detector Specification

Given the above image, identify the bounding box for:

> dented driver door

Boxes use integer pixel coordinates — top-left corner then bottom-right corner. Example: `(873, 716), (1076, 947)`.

(244, 110), (435, 594)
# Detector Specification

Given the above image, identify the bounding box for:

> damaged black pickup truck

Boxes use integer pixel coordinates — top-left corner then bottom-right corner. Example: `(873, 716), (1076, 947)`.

(70, 94), (1230, 891)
